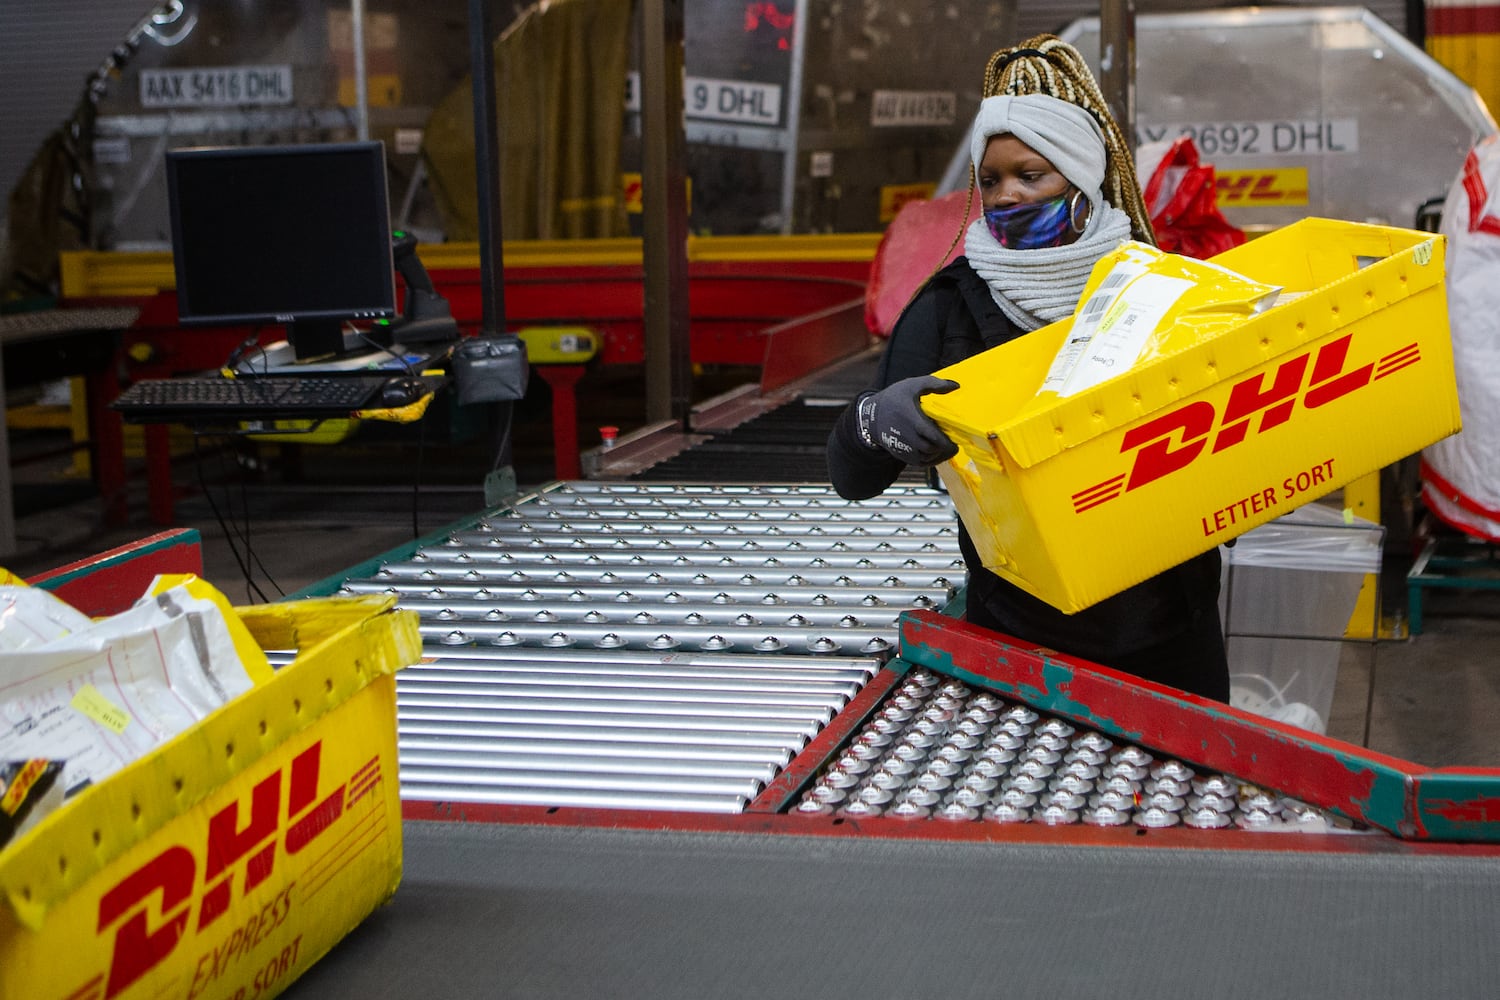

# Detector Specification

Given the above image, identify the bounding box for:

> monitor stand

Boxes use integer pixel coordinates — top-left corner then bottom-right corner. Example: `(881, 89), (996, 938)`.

(237, 332), (430, 376)
(287, 319), (347, 361)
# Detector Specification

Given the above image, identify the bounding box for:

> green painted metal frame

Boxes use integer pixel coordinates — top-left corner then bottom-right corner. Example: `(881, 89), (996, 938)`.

(898, 608), (1500, 842)
(1406, 533), (1500, 635)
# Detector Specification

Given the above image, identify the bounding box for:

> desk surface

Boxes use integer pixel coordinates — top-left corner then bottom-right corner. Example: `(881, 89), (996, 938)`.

(0, 306), (140, 344)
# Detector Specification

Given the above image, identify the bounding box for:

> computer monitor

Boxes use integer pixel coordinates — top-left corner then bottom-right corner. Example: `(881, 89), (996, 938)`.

(164, 141), (397, 361)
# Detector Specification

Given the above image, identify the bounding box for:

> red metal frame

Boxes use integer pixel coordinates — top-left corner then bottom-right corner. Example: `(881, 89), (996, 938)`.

(531, 364), (588, 479)
(401, 610), (1500, 848)
(758, 298), (870, 396)
(397, 799), (1500, 858)
(895, 611), (1500, 842)
(25, 527), (203, 616)
(745, 665), (903, 813)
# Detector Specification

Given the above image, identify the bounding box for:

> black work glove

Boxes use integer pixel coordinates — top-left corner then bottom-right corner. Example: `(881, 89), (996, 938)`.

(855, 375), (961, 466)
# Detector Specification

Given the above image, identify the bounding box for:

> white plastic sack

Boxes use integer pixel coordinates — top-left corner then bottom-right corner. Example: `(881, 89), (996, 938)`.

(0, 583), (258, 797)
(1220, 503), (1382, 735)
(1424, 136), (1500, 540)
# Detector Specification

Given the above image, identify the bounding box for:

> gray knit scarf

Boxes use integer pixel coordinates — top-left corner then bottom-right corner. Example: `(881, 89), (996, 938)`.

(963, 201), (1134, 332)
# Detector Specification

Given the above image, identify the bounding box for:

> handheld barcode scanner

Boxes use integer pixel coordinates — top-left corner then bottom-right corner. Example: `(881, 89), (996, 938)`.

(384, 230), (460, 345)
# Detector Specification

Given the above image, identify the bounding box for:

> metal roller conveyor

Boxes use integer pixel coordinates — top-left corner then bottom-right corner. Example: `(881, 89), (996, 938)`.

(402, 659), (870, 683)
(396, 690), (841, 723)
(398, 765), (762, 800)
(416, 646), (884, 674)
(342, 578), (948, 608)
(333, 483), (963, 813)
(429, 530), (960, 563)
(399, 704), (840, 734)
(396, 746), (781, 783)
(450, 534), (957, 557)
(417, 620), (896, 656)
(460, 518), (956, 541)
(397, 734), (796, 766)
(395, 719), (808, 753)
(525, 481), (941, 498)
(479, 508), (955, 530)
(518, 481), (951, 507)
(398, 783), (751, 814)
(372, 560), (957, 591)
(398, 664), (863, 698)
(387, 587), (924, 617)
(495, 494), (948, 516)
(408, 604), (903, 633)
(396, 677), (851, 711)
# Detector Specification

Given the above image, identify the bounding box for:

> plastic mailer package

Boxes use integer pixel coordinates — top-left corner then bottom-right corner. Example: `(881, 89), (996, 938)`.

(1031, 241), (1281, 405)
(1423, 135), (1500, 540)
(0, 577), (269, 800)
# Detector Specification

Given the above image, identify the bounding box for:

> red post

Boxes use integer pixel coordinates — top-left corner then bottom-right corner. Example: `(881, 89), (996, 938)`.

(534, 364), (586, 480)
(146, 424), (174, 525)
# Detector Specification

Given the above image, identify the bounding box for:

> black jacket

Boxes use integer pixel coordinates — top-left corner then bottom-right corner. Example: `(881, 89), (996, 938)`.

(829, 258), (1226, 688)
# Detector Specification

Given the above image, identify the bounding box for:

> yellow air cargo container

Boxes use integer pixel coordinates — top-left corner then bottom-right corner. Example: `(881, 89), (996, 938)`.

(922, 218), (1459, 614)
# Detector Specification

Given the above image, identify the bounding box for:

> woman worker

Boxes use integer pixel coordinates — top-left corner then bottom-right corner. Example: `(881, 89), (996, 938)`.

(827, 37), (1230, 702)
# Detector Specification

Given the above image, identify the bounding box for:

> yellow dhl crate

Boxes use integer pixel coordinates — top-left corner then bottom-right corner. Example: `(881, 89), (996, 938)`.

(0, 595), (421, 1000)
(923, 218), (1459, 614)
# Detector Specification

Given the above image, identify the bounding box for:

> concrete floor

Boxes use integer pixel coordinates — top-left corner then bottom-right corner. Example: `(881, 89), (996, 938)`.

(6, 424), (1497, 773)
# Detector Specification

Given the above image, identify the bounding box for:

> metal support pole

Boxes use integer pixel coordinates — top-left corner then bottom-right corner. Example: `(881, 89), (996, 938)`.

(640, 0), (691, 424)
(468, 0), (516, 497)
(468, 0), (507, 338)
(351, 0), (370, 141)
(1099, 0), (1138, 156)
(777, 0), (809, 234)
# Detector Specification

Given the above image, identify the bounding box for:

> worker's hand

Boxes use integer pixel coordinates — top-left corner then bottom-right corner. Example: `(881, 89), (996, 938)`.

(855, 375), (961, 466)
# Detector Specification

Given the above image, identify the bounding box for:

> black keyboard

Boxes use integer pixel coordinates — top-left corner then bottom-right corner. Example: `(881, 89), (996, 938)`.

(111, 374), (394, 422)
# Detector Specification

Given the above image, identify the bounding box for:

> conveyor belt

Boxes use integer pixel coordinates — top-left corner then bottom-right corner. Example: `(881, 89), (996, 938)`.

(337, 482), (963, 812)
(335, 477), (1400, 837)
(630, 399), (853, 482)
(627, 351), (924, 485)
(284, 821), (1500, 1000)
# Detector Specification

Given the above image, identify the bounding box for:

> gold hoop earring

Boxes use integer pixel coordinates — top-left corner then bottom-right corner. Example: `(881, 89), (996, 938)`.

(1069, 189), (1089, 234)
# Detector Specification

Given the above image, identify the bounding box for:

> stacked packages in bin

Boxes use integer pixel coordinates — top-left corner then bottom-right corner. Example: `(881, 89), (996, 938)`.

(0, 572), (420, 1000)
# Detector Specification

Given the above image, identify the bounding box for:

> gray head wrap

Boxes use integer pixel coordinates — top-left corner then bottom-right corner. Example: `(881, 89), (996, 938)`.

(968, 93), (1107, 212)
(961, 92), (1133, 331)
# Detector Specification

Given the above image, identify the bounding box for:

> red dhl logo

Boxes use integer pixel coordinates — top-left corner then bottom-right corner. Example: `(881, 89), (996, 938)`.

(1071, 332), (1421, 513)
(71, 741), (385, 1000)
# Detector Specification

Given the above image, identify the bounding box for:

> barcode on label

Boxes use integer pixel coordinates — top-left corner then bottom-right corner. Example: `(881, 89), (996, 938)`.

(1078, 295), (1111, 323)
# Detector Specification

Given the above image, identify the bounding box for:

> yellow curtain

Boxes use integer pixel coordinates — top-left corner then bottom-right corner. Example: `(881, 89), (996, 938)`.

(1426, 3), (1500, 123)
(423, 0), (633, 241)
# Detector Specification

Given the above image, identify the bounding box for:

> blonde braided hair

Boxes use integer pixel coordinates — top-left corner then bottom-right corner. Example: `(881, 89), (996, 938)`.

(980, 35), (1155, 244)
(917, 36), (1155, 309)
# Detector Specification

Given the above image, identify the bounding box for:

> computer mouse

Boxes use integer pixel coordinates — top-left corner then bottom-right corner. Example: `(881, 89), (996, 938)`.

(380, 377), (426, 407)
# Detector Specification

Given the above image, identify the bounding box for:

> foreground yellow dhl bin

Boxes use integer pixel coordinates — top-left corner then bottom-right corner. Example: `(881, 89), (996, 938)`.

(924, 218), (1460, 613)
(0, 596), (421, 1000)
